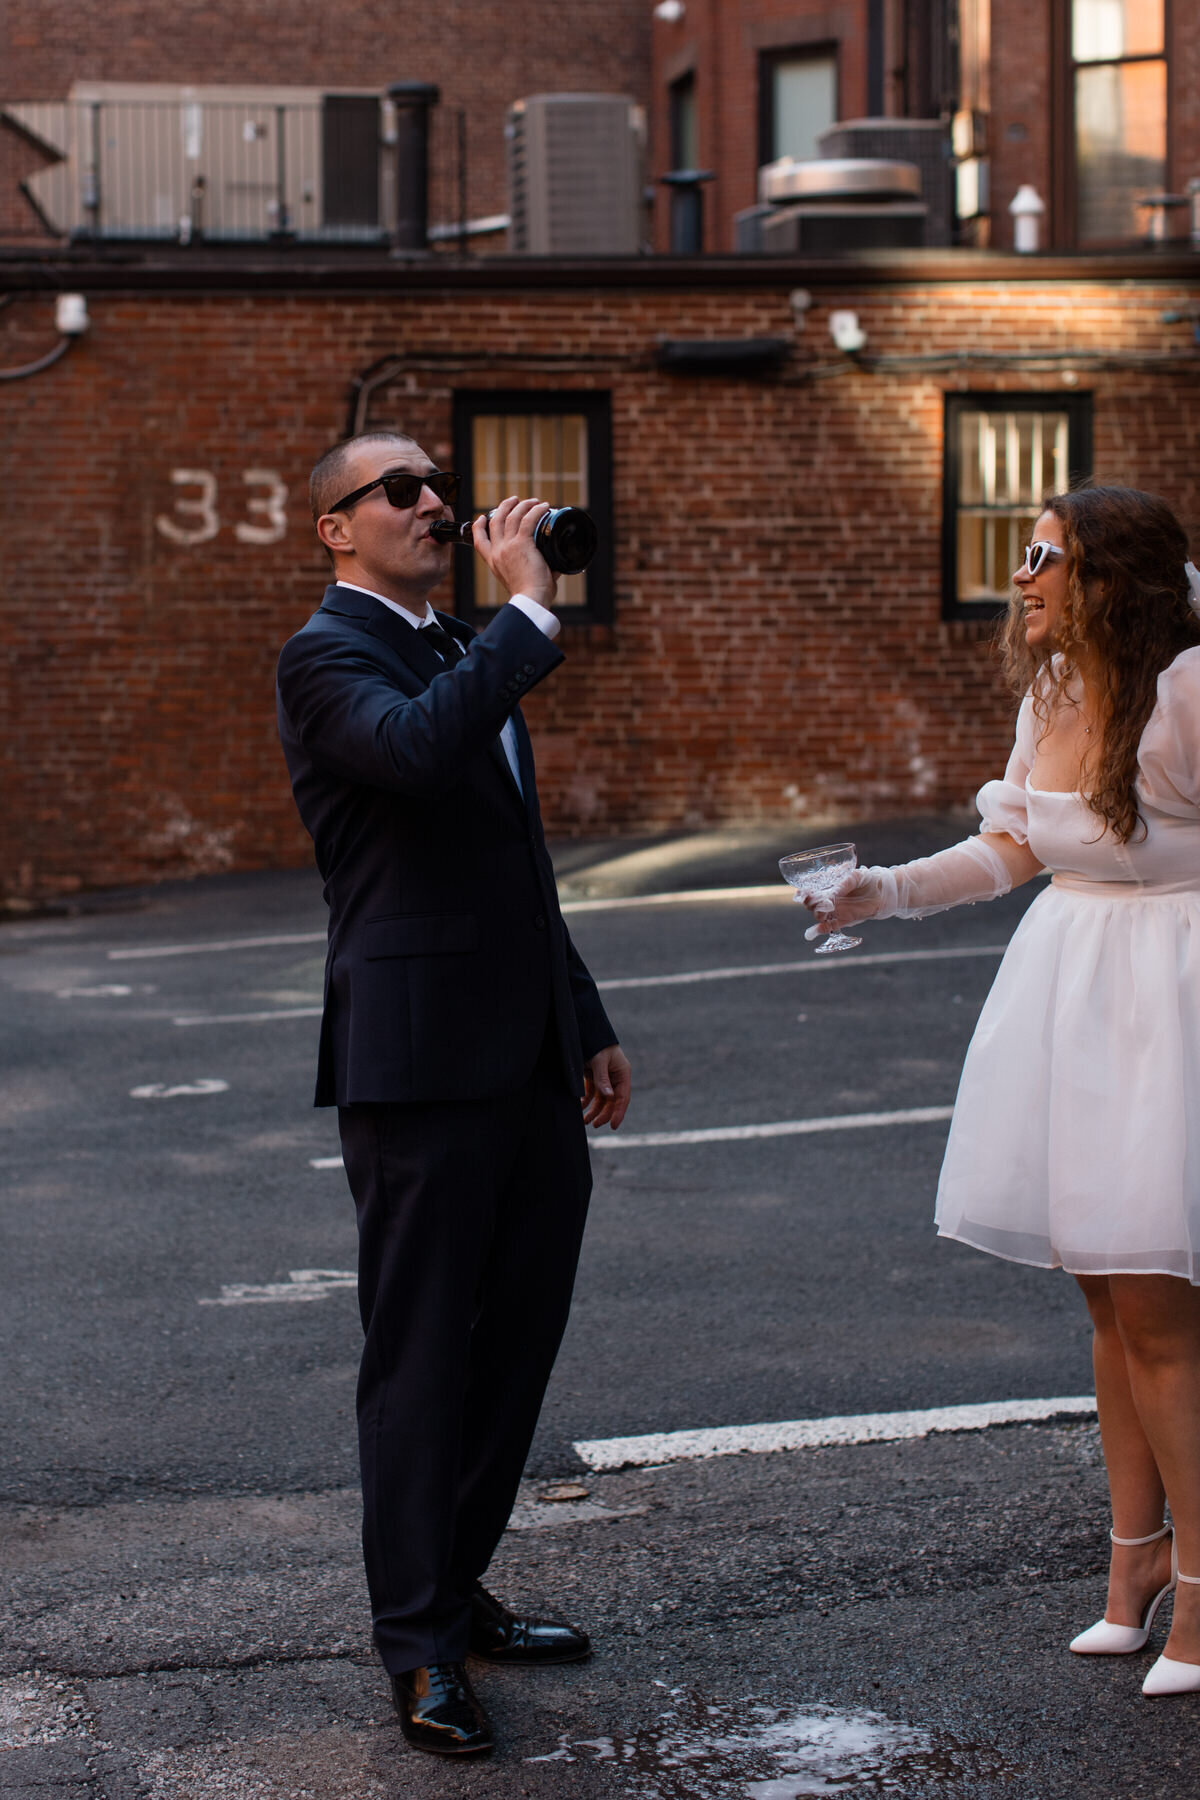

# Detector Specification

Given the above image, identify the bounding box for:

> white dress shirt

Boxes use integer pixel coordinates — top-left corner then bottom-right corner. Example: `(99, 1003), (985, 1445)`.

(334, 582), (559, 793)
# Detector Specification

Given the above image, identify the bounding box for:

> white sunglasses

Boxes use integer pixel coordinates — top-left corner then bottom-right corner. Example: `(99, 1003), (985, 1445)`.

(1020, 540), (1067, 577)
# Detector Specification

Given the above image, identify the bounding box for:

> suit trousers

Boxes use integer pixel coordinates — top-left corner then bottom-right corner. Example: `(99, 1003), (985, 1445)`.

(337, 1031), (592, 1673)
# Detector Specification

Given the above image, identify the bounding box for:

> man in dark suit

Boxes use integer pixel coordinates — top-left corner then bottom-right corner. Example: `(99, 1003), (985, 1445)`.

(276, 431), (631, 1758)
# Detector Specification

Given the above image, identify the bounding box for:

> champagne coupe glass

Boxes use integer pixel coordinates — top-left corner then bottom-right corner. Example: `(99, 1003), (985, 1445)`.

(779, 842), (863, 956)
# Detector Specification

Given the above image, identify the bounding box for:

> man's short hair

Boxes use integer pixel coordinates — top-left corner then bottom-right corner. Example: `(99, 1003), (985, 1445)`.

(309, 431), (423, 526)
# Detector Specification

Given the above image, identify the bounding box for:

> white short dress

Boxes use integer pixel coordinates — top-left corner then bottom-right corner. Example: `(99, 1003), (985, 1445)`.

(935, 645), (1200, 1284)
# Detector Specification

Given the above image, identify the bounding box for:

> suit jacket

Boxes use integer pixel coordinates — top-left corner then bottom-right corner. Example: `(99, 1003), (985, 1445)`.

(276, 584), (616, 1108)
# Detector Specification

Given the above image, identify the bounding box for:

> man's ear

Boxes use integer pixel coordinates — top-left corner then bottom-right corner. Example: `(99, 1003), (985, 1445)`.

(317, 512), (353, 557)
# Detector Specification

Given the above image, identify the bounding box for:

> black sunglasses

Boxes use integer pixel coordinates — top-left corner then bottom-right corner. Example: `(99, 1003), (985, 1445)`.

(329, 469), (460, 514)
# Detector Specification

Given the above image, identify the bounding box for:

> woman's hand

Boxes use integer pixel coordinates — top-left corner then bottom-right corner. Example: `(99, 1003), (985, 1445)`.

(799, 867), (887, 938)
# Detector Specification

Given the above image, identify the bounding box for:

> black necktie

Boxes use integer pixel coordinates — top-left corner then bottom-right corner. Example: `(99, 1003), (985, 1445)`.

(420, 622), (463, 665)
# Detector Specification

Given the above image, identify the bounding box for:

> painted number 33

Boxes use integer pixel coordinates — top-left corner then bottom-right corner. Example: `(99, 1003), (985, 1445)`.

(156, 468), (288, 547)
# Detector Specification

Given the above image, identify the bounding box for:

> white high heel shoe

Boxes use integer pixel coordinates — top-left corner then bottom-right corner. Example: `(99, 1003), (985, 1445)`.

(1143, 1573), (1200, 1696)
(1069, 1523), (1175, 1655)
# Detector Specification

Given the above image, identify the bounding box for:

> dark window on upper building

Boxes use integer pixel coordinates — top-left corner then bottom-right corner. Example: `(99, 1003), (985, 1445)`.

(322, 95), (381, 231)
(451, 391), (614, 627)
(758, 46), (838, 166)
(1071, 0), (1167, 244)
(942, 393), (1093, 621)
(669, 71), (698, 171)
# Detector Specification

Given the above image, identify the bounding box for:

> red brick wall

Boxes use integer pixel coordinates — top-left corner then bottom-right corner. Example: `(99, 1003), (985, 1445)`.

(2, 265), (1199, 901)
(3, 0), (653, 226)
(653, 0), (1200, 256)
(987, 0), (1054, 251)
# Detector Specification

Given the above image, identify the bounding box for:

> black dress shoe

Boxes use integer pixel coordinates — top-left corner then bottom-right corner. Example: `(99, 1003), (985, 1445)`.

(468, 1582), (591, 1665)
(390, 1662), (493, 1756)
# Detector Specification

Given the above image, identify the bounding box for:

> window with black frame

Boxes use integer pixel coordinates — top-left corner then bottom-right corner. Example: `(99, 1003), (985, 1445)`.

(942, 393), (1093, 621)
(669, 71), (698, 171)
(758, 45), (838, 166)
(1071, 0), (1167, 245)
(451, 392), (614, 626)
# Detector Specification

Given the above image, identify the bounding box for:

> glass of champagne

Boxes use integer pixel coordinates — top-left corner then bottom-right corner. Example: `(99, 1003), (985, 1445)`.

(779, 842), (863, 956)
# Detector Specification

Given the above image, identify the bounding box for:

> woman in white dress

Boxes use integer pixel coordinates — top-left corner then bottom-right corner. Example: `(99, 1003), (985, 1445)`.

(807, 486), (1200, 1696)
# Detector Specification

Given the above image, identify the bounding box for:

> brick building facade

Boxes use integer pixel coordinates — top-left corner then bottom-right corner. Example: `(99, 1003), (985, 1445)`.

(3, 2), (1200, 902)
(654, 0), (1200, 255)
(2, 252), (1199, 902)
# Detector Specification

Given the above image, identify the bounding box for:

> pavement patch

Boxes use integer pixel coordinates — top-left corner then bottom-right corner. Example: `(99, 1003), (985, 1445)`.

(0, 1674), (89, 1749)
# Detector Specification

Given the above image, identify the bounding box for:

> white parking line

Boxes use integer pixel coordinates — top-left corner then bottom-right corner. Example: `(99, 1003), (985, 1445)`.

(562, 884), (784, 913)
(129, 1078), (229, 1099)
(306, 1105), (953, 1171)
(199, 1268), (355, 1306)
(171, 944), (1006, 1027)
(174, 1006), (322, 1026)
(598, 945), (1006, 990)
(109, 931), (326, 961)
(109, 888), (787, 962)
(573, 1395), (1098, 1470)
(590, 1106), (954, 1149)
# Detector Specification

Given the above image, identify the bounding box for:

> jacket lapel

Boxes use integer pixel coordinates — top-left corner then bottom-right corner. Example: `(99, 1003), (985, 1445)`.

(319, 588), (526, 814)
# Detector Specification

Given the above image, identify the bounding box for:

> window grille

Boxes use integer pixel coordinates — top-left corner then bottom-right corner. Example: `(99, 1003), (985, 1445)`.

(942, 394), (1093, 620)
(451, 391), (614, 626)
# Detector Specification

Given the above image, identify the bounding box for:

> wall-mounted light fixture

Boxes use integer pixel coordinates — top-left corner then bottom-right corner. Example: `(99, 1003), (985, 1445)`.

(0, 292), (90, 381)
(55, 293), (90, 336)
(829, 309), (867, 353)
(653, 0), (685, 19)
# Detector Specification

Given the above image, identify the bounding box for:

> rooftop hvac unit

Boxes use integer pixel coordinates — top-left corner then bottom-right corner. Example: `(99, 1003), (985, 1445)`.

(759, 157), (922, 204)
(817, 118), (953, 245)
(758, 200), (927, 254)
(751, 156), (926, 254)
(507, 93), (643, 254)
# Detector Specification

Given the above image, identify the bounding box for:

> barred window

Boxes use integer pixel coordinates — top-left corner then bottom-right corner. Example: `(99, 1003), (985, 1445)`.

(942, 394), (1093, 620)
(451, 392), (613, 626)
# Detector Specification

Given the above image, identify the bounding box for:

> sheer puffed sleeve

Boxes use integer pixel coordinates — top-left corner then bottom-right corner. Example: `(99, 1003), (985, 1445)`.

(975, 688), (1038, 843)
(1136, 646), (1200, 818)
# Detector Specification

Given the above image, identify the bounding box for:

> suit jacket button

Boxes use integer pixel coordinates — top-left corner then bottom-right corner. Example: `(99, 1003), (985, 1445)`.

(522, 663), (536, 675)
(534, 914), (547, 930)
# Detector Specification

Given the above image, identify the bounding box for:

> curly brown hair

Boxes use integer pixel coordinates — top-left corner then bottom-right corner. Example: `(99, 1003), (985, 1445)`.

(998, 485), (1200, 843)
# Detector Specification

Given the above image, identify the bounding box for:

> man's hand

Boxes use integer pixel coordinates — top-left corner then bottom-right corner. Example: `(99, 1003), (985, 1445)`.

(582, 1044), (632, 1131)
(472, 496), (558, 610)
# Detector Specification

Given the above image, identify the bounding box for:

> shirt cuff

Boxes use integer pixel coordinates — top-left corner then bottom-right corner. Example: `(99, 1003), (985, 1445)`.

(507, 593), (561, 640)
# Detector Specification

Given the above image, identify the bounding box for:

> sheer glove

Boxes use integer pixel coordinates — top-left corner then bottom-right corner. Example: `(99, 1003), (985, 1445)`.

(801, 837), (1012, 939)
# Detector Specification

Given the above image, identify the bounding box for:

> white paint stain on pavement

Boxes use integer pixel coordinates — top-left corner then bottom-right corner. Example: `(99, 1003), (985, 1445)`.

(130, 1078), (229, 1099)
(527, 1686), (1008, 1796)
(199, 1269), (356, 1306)
(574, 1395), (1098, 1470)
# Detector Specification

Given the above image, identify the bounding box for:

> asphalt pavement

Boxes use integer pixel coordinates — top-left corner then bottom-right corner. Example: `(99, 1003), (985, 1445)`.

(1, 822), (1195, 1799)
